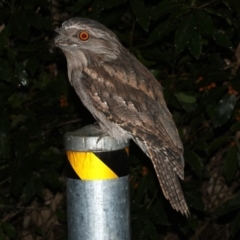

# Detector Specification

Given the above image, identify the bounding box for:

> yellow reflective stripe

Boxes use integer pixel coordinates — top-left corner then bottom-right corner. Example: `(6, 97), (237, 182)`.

(66, 151), (118, 180)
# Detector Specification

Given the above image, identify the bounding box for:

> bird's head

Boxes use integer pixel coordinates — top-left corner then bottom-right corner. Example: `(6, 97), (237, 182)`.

(55, 18), (122, 69)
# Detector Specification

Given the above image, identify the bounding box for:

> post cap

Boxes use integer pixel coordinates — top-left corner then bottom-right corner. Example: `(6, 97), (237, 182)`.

(64, 124), (130, 152)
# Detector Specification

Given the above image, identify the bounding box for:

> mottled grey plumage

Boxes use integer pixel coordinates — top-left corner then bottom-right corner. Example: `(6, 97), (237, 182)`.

(55, 17), (189, 215)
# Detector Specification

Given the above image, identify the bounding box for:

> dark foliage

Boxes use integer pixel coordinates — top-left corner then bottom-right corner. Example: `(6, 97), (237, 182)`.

(0, 0), (240, 239)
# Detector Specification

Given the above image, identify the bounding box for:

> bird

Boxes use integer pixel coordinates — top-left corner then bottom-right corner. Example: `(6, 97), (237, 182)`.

(55, 17), (189, 216)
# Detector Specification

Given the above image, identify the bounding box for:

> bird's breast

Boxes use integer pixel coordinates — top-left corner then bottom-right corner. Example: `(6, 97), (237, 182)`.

(70, 70), (131, 142)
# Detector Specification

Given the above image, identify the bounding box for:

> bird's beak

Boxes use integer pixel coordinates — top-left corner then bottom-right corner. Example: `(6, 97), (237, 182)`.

(54, 35), (61, 47)
(54, 29), (63, 48)
(54, 28), (64, 47)
(55, 28), (61, 33)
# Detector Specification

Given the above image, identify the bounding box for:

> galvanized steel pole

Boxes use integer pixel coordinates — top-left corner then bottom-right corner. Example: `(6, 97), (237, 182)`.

(64, 125), (131, 240)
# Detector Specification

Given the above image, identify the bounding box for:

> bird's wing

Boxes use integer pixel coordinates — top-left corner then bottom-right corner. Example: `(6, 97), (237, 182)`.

(72, 59), (184, 179)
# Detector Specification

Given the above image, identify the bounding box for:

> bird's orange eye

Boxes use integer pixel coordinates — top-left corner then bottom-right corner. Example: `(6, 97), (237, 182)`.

(79, 31), (89, 41)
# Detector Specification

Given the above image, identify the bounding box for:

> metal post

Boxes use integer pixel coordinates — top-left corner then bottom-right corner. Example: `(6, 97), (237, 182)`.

(64, 125), (131, 240)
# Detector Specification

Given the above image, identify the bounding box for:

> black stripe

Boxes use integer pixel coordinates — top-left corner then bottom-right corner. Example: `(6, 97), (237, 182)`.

(94, 149), (129, 177)
(66, 160), (81, 179)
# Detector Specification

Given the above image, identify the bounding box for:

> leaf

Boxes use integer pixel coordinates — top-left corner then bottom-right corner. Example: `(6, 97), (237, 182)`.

(185, 190), (205, 211)
(194, 10), (215, 35)
(22, 176), (44, 202)
(24, 0), (49, 6)
(188, 30), (202, 59)
(103, 0), (126, 9)
(33, 176), (44, 199)
(11, 114), (27, 128)
(13, 130), (29, 158)
(229, 0), (240, 14)
(175, 14), (196, 54)
(189, 218), (199, 231)
(147, 21), (176, 45)
(0, 228), (5, 239)
(1, 223), (16, 238)
(101, 9), (126, 27)
(207, 94), (237, 128)
(132, 218), (146, 239)
(0, 110), (10, 158)
(230, 211), (240, 238)
(11, 166), (32, 195)
(56, 209), (67, 223)
(209, 137), (229, 153)
(28, 14), (53, 31)
(9, 15), (29, 40)
(42, 169), (62, 189)
(206, 71), (228, 83)
(18, 69), (28, 87)
(184, 150), (204, 177)
(0, 26), (9, 53)
(231, 121), (240, 132)
(26, 58), (39, 76)
(140, 48), (171, 65)
(231, 74), (240, 93)
(87, 0), (104, 18)
(144, 221), (159, 240)
(129, 0), (150, 31)
(168, 4), (191, 22)
(70, 0), (92, 14)
(176, 102), (197, 112)
(179, 217), (199, 234)
(22, 177), (37, 202)
(175, 92), (196, 103)
(0, 59), (12, 82)
(175, 92), (197, 112)
(224, 147), (238, 182)
(214, 196), (240, 216)
(150, 0), (183, 20)
(133, 177), (147, 204)
(213, 30), (232, 48)
(149, 201), (170, 226)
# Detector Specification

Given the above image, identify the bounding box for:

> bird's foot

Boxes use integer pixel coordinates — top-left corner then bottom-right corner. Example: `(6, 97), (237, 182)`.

(96, 132), (109, 143)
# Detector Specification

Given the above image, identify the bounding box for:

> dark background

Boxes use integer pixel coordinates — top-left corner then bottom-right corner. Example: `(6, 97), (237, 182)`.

(0, 0), (240, 239)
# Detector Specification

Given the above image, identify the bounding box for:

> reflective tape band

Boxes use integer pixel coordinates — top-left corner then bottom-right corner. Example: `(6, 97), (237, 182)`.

(67, 148), (129, 180)
(67, 151), (118, 180)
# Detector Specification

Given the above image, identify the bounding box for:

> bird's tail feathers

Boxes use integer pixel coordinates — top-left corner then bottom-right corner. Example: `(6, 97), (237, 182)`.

(149, 150), (189, 216)
(165, 148), (185, 180)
